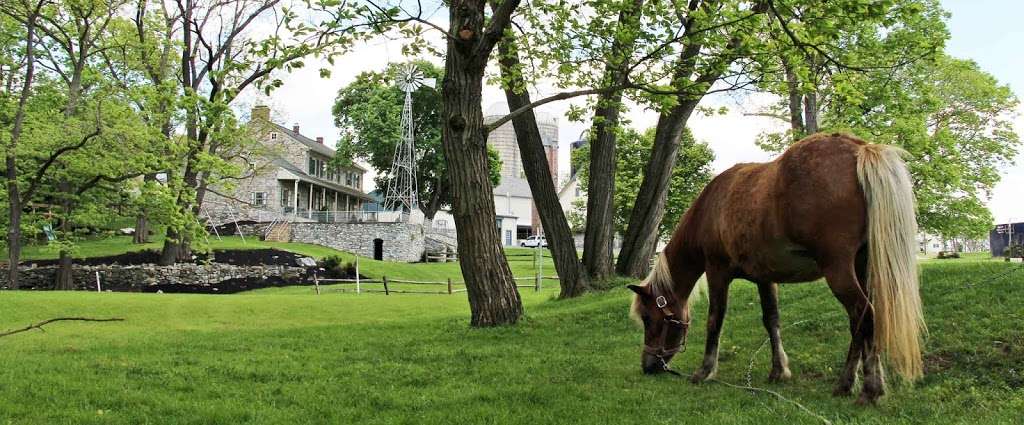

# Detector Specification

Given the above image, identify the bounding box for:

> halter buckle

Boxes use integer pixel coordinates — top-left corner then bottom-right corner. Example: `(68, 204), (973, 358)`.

(655, 295), (668, 308)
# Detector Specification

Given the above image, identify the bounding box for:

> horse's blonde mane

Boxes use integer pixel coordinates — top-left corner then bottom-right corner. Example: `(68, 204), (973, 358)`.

(629, 252), (703, 324)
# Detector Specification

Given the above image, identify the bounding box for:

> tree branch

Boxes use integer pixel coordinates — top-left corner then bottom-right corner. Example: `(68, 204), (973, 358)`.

(0, 317), (125, 338)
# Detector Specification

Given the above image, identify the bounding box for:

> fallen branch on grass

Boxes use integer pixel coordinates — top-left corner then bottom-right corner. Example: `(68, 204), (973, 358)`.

(0, 317), (125, 338)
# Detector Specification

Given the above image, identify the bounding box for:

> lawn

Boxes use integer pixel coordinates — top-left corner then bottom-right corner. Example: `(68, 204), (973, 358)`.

(1, 250), (1022, 423)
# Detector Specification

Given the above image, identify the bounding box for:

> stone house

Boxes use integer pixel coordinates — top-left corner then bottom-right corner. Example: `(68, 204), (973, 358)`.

(204, 105), (373, 225)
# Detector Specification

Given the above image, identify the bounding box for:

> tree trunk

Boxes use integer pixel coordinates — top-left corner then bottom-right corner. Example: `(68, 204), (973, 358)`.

(582, 102), (620, 280)
(614, 15), (755, 277)
(55, 249), (74, 290)
(158, 228), (180, 266)
(496, 37), (590, 298)
(4, 4), (41, 289)
(133, 174), (157, 244)
(133, 214), (148, 244)
(581, 0), (646, 281)
(442, 0), (523, 326)
(803, 90), (818, 134)
(615, 100), (701, 277)
(783, 58), (805, 138)
(54, 180), (74, 290)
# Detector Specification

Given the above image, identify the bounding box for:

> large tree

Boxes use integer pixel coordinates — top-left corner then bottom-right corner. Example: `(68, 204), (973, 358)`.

(156, 0), (361, 265)
(332, 61), (501, 220)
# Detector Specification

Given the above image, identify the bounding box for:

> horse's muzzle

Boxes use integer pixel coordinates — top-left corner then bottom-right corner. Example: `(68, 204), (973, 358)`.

(641, 352), (673, 374)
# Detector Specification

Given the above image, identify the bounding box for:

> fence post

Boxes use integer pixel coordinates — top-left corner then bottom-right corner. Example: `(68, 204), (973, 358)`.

(534, 248), (542, 292)
(95, 271), (102, 292)
(313, 270), (321, 295)
(447, 277), (453, 295)
(355, 256), (361, 294)
(383, 275), (390, 295)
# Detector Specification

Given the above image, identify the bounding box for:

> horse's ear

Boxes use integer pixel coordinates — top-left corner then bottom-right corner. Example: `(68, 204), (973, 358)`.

(627, 284), (648, 298)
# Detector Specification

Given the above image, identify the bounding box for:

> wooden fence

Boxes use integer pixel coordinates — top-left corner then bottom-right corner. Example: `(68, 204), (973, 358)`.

(309, 248), (558, 295)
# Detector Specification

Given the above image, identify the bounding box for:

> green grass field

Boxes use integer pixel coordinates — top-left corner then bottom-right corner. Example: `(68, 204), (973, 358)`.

(2, 242), (1022, 424)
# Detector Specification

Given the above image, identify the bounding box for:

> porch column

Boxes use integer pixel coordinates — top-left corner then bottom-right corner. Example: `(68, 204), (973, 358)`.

(321, 187), (326, 209)
(334, 191), (338, 210)
(292, 180), (299, 213)
(308, 183), (313, 211)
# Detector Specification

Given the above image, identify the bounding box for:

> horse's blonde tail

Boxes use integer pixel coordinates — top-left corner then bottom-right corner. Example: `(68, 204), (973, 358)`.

(857, 144), (926, 381)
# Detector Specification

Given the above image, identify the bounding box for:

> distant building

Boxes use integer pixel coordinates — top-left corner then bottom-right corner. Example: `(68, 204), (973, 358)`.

(427, 103), (561, 247)
(204, 105), (372, 224)
(990, 222), (1024, 257)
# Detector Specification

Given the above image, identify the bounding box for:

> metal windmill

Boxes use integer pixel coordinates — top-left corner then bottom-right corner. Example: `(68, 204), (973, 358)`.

(384, 64), (435, 218)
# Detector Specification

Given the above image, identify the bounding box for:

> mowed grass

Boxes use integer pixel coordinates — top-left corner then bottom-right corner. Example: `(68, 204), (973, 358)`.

(2, 254), (1023, 423)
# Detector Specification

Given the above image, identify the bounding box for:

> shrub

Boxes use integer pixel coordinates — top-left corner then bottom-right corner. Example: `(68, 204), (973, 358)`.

(1003, 244), (1023, 259)
(320, 255), (357, 278)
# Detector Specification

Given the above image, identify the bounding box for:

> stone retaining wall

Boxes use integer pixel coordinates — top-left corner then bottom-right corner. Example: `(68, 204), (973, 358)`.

(0, 263), (307, 291)
(289, 222), (425, 262)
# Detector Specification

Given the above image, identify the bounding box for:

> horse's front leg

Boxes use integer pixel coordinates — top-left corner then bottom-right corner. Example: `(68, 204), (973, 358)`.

(757, 281), (792, 382)
(692, 269), (732, 383)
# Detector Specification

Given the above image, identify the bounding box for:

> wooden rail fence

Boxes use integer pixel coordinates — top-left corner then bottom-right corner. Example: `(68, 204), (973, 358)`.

(309, 248), (557, 295)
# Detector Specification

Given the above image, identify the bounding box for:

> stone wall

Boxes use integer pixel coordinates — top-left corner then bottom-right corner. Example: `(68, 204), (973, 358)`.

(290, 222), (425, 262)
(0, 263), (307, 291)
(424, 229), (458, 254)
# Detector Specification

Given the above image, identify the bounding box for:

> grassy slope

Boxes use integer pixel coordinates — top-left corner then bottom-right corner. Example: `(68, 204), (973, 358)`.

(2, 250), (1023, 423)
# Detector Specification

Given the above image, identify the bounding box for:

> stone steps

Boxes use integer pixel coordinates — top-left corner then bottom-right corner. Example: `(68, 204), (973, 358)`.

(263, 222), (292, 242)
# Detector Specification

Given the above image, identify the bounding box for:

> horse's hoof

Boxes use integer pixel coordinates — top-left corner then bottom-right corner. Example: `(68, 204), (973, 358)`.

(768, 368), (792, 383)
(690, 367), (715, 383)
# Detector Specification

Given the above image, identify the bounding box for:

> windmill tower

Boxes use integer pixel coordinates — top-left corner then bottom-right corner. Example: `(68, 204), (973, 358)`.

(384, 64), (435, 219)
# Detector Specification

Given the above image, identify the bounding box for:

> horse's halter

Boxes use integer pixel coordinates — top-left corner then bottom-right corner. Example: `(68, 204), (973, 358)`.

(643, 295), (691, 375)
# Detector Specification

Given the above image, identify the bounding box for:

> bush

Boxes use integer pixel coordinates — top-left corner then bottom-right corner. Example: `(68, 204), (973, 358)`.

(320, 255), (357, 278)
(937, 251), (961, 259)
(1002, 243), (1023, 259)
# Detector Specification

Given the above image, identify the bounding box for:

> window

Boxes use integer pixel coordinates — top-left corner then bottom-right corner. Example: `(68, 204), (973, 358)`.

(280, 188), (291, 207)
(345, 172), (353, 187)
(308, 157), (326, 178)
(270, 132), (278, 140)
(575, 186), (581, 197)
(505, 230), (512, 246)
(436, 219), (448, 229)
(251, 192), (267, 207)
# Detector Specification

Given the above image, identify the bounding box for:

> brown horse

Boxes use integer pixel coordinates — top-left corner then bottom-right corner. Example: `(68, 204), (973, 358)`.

(628, 133), (924, 404)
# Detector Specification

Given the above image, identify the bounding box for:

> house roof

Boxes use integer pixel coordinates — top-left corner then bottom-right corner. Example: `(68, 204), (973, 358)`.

(266, 122), (367, 172)
(494, 176), (533, 198)
(557, 173), (579, 198)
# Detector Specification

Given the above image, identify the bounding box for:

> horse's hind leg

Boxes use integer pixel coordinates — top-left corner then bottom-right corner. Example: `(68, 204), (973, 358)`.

(756, 282), (792, 382)
(823, 261), (882, 402)
(691, 266), (732, 383)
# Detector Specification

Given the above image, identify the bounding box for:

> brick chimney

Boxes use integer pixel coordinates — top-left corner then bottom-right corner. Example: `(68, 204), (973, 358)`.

(250, 105), (270, 122)
(316, 137), (324, 144)
(292, 123), (300, 133)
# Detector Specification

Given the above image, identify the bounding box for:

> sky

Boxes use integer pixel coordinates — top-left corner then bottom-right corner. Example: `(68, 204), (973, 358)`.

(256, 0), (1024, 224)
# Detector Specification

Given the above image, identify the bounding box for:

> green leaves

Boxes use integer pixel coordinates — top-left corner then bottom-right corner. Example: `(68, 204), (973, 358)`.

(571, 127), (713, 238)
